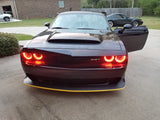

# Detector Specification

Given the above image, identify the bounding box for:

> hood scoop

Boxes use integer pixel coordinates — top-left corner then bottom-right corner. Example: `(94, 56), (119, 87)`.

(47, 33), (101, 44)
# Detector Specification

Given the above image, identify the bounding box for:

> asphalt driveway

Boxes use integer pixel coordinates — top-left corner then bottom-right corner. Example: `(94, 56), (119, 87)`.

(0, 29), (160, 120)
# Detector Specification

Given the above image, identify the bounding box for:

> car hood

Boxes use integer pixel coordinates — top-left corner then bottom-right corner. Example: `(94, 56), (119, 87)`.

(129, 17), (142, 21)
(25, 30), (122, 51)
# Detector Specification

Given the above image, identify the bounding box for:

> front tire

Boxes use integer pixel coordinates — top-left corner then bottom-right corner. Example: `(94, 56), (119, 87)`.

(132, 21), (139, 27)
(108, 21), (114, 27)
(4, 17), (10, 22)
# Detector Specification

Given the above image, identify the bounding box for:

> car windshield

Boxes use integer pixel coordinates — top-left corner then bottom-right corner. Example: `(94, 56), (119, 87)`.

(51, 13), (109, 30)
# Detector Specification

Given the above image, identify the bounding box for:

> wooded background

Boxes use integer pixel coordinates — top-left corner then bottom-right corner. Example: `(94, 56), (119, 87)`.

(81, 0), (160, 16)
(81, 8), (142, 17)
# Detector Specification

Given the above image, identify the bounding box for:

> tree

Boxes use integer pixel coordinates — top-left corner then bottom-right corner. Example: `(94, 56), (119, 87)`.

(110, 0), (112, 8)
(87, 0), (100, 7)
(132, 0), (134, 8)
(139, 0), (160, 15)
(97, 0), (110, 8)
(82, 0), (160, 16)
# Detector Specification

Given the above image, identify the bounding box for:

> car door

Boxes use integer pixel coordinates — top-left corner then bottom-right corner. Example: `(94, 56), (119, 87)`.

(114, 26), (149, 52)
(119, 14), (130, 24)
(115, 14), (129, 26)
(0, 13), (3, 20)
(112, 14), (123, 26)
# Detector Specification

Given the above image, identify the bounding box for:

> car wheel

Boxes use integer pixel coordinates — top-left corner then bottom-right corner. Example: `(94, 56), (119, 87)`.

(132, 21), (139, 27)
(4, 17), (10, 22)
(108, 21), (114, 27)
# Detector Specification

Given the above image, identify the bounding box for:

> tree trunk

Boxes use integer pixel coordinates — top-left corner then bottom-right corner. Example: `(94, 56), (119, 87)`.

(132, 0), (134, 8)
(110, 0), (112, 8)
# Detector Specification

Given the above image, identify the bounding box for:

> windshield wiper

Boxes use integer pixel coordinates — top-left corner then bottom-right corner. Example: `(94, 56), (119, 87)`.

(52, 27), (69, 29)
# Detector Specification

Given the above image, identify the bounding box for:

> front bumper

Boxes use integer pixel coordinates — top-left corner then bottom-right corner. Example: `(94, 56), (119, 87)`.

(24, 76), (125, 92)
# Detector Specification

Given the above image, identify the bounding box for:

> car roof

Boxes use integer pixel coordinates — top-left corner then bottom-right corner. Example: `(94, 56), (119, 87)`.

(59, 11), (104, 16)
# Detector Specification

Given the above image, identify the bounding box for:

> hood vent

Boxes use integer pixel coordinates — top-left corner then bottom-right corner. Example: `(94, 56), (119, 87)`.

(47, 33), (101, 44)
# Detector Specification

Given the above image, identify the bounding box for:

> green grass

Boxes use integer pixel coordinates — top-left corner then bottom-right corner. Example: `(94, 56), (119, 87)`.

(11, 33), (33, 41)
(140, 16), (160, 29)
(0, 16), (160, 29)
(0, 18), (53, 28)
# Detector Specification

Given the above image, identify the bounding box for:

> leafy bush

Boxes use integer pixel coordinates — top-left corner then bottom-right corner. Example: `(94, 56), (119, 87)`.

(0, 33), (19, 57)
(154, 6), (160, 16)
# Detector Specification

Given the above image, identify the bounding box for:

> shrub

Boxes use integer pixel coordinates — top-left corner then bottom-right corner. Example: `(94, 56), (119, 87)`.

(154, 6), (160, 16)
(0, 32), (19, 57)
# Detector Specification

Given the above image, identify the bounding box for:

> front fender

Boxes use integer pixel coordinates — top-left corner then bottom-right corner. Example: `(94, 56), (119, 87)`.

(131, 18), (138, 23)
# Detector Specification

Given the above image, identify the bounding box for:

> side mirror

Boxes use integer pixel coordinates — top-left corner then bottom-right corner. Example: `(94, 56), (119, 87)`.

(123, 24), (132, 29)
(119, 24), (132, 34)
(44, 22), (50, 28)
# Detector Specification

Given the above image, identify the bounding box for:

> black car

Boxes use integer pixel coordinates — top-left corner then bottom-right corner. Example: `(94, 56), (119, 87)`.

(107, 13), (143, 27)
(20, 11), (148, 92)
